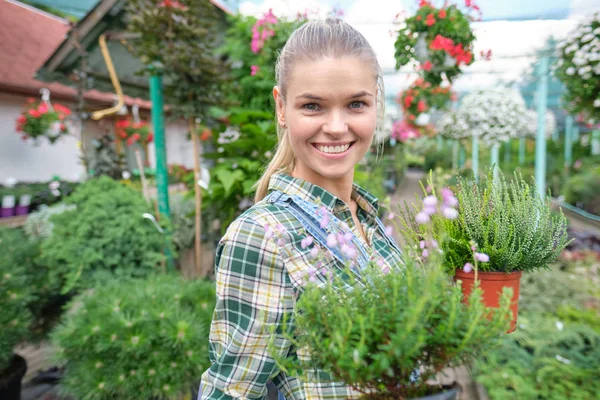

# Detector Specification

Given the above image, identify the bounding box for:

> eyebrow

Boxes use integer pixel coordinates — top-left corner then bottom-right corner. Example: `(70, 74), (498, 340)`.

(295, 90), (374, 101)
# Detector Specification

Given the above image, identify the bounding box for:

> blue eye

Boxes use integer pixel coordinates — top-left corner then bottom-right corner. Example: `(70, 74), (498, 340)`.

(302, 103), (321, 112)
(349, 101), (366, 109)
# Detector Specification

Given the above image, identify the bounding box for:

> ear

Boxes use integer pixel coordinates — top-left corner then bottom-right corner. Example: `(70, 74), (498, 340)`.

(273, 86), (285, 125)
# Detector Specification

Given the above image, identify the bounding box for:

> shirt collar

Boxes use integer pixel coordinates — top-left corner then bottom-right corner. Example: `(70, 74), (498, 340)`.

(268, 173), (379, 217)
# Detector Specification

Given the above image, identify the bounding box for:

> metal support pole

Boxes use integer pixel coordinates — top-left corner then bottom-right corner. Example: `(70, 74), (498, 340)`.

(149, 66), (173, 269)
(535, 57), (548, 199)
(472, 135), (479, 182)
(573, 125), (579, 142)
(592, 129), (600, 155)
(564, 115), (573, 168)
(491, 143), (500, 182)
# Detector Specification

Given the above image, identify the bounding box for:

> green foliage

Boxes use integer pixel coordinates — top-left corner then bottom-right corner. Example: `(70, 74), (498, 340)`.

(398, 170), (571, 274)
(563, 165), (600, 215)
(40, 177), (171, 294)
(475, 265), (600, 399)
(271, 259), (512, 399)
(126, 0), (230, 120)
(201, 108), (278, 234)
(0, 228), (35, 372)
(51, 274), (216, 400)
(83, 135), (127, 180)
(219, 13), (305, 110)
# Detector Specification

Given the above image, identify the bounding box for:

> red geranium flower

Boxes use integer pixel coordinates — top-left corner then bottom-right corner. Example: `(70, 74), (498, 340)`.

(425, 13), (436, 26)
(438, 9), (447, 19)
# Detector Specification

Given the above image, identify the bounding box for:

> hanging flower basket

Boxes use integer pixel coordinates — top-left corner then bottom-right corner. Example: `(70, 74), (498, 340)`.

(554, 12), (600, 124)
(397, 78), (455, 139)
(115, 119), (154, 146)
(15, 98), (72, 144)
(394, 1), (477, 85)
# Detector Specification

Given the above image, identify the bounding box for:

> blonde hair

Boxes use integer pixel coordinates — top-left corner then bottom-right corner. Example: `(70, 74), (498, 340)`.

(254, 17), (385, 202)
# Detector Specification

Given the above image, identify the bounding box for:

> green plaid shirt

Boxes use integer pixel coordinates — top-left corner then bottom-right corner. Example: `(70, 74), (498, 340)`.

(200, 173), (404, 400)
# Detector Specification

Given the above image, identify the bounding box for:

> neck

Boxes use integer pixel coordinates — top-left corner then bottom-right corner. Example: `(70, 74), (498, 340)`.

(291, 166), (354, 205)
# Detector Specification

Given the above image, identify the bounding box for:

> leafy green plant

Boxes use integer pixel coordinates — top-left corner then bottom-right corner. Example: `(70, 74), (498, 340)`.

(200, 107), (278, 234)
(51, 274), (216, 400)
(23, 204), (76, 240)
(170, 193), (195, 252)
(397, 170), (572, 274)
(0, 228), (35, 373)
(40, 177), (171, 294)
(83, 135), (127, 180)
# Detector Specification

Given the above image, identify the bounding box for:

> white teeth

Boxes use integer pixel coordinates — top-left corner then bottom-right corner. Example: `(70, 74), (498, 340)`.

(316, 143), (351, 154)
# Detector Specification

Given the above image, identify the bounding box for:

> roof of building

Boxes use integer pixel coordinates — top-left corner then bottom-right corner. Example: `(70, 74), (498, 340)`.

(0, 0), (151, 107)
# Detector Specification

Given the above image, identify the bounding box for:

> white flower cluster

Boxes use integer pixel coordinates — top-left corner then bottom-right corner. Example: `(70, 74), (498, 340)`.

(435, 110), (470, 140)
(217, 127), (241, 144)
(555, 12), (600, 82)
(458, 88), (529, 145)
(522, 109), (557, 138)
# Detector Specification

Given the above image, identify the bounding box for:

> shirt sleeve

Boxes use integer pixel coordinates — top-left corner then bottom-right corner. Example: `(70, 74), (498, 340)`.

(200, 215), (296, 400)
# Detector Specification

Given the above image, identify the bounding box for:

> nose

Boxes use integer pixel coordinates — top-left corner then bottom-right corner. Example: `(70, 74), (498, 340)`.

(322, 110), (348, 136)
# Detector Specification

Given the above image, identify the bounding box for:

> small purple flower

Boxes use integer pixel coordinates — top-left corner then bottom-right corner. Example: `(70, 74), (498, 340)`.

(276, 224), (286, 234)
(310, 246), (319, 258)
(475, 252), (489, 262)
(277, 238), (285, 247)
(387, 212), (395, 220)
(431, 240), (438, 248)
(381, 265), (391, 275)
(423, 195), (438, 207)
(420, 240), (426, 249)
(441, 188), (458, 207)
(341, 243), (358, 259)
(327, 233), (338, 248)
(337, 232), (347, 245)
(385, 225), (393, 236)
(415, 212), (431, 224)
(344, 232), (353, 242)
(463, 263), (473, 273)
(423, 205), (437, 215)
(340, 222), (350, 231)
(319, 207), (330, 228)
(442, 207), (458, 219)
(308, 267), (318, 283)
(376, 258), (385, 267)
(301, 236), (314, 249)
(422, 249), (429, 258)
(264, 224), (274, 240)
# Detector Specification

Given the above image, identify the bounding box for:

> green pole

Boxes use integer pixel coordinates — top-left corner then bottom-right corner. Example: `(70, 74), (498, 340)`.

(149, 66), (173, 269)
(519, 137), (526, 165)
(573, 125), (579, 142)
(459, 143), (465, 168)
(592, 129), (600, 155)
(564, 115), (573, 168)
(472, 135), (479, 182)
(504, 139), (511, 164)
(535, 57), (548, 199)
(490, 143), (500, 182)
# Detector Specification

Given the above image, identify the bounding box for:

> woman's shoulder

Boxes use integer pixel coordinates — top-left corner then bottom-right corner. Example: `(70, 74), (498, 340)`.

(221, 198), (293, 243)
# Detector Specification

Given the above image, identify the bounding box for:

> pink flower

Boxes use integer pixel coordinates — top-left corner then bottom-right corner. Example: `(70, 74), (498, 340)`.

(301, 236), (313, 249)
(442, 207), (458, 219)
(264, 224), (274, 240)
(423, 196), (438, 207)
(344, 232), (353, 243)
(415, 212), (430, 224)
(420, 240), (426, 249)
(327, 233), (337, 248)
(422, 249), (429, 258)
(463, 263), (473, 273)
(277, 238), (285, 247)
(475, 252), (489, 262)
(381, 265), (391, 275)
(337, 232), (347, 245)
(421, 61), (433, 71)
(250, 65), (259, 76)
(38, 103), (49, 114)
(385, 226), (393, 236)
(386, 213), (395, 220)
(423, 205), (437, 215)
(319, 207), (330, 228)
(276, 224), (286, 234)
(310, 246), (319, 258)
(341, 243), (357, 259)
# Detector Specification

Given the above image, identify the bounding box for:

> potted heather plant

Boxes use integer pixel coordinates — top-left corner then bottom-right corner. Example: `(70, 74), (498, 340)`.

(50, 274), (216, 399)
(267, 193), (512, 399)
(396, 170), (571, 332)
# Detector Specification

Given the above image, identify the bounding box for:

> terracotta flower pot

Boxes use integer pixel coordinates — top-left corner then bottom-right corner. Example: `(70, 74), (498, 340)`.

(453, 270), (522, 333)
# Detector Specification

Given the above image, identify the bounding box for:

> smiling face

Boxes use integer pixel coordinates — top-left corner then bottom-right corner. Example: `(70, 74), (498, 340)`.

(274, 56), (378, 189)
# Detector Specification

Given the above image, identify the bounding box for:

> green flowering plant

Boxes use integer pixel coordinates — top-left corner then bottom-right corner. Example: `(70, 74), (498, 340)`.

(394, 1), (477, 86)
(554, 12), (600, 124)
(266, 188), (512, 399)
(51, 274), (216, 400)
(396, 170), (572, 275)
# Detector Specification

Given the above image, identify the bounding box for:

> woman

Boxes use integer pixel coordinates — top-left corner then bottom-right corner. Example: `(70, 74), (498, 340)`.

(200, 17), (404, 400)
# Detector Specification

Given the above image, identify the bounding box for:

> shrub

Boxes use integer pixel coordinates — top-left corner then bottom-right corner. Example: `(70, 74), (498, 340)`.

(40, 176), (171, 294)
(51, 274), (216, 400)
(563, 165), (600, 215)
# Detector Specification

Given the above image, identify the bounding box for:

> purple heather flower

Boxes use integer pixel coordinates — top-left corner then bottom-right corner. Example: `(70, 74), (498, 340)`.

(475, 252), (490, 262)
(310, 246), (319, 258)
(277, 238), (285, 247)
(381, 265), (391, 275)
(463, 263), (474, 273)
(308, 267), (318, 283)
(327, 233), (338, 248)
(264, 224), (274, 240)
(344, 232), (353, 242)
(423, 195), (438, 207)
(431, 240), (438, 248)
(319, 207), (330, 228)
(415, 212), (431, 224)
(420, 240), (426, 249)
(376, 258), (385, 267)
(422, 249), (429, 258)
(387, 212), (395, 220)
(341, 243), (357, 259)
(337, 232), (347, 245)
(423, 205), (437, 215)
(385, 225), (393, 236)
(442, 206), (458, 219)
(301, 236), (314, 249)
